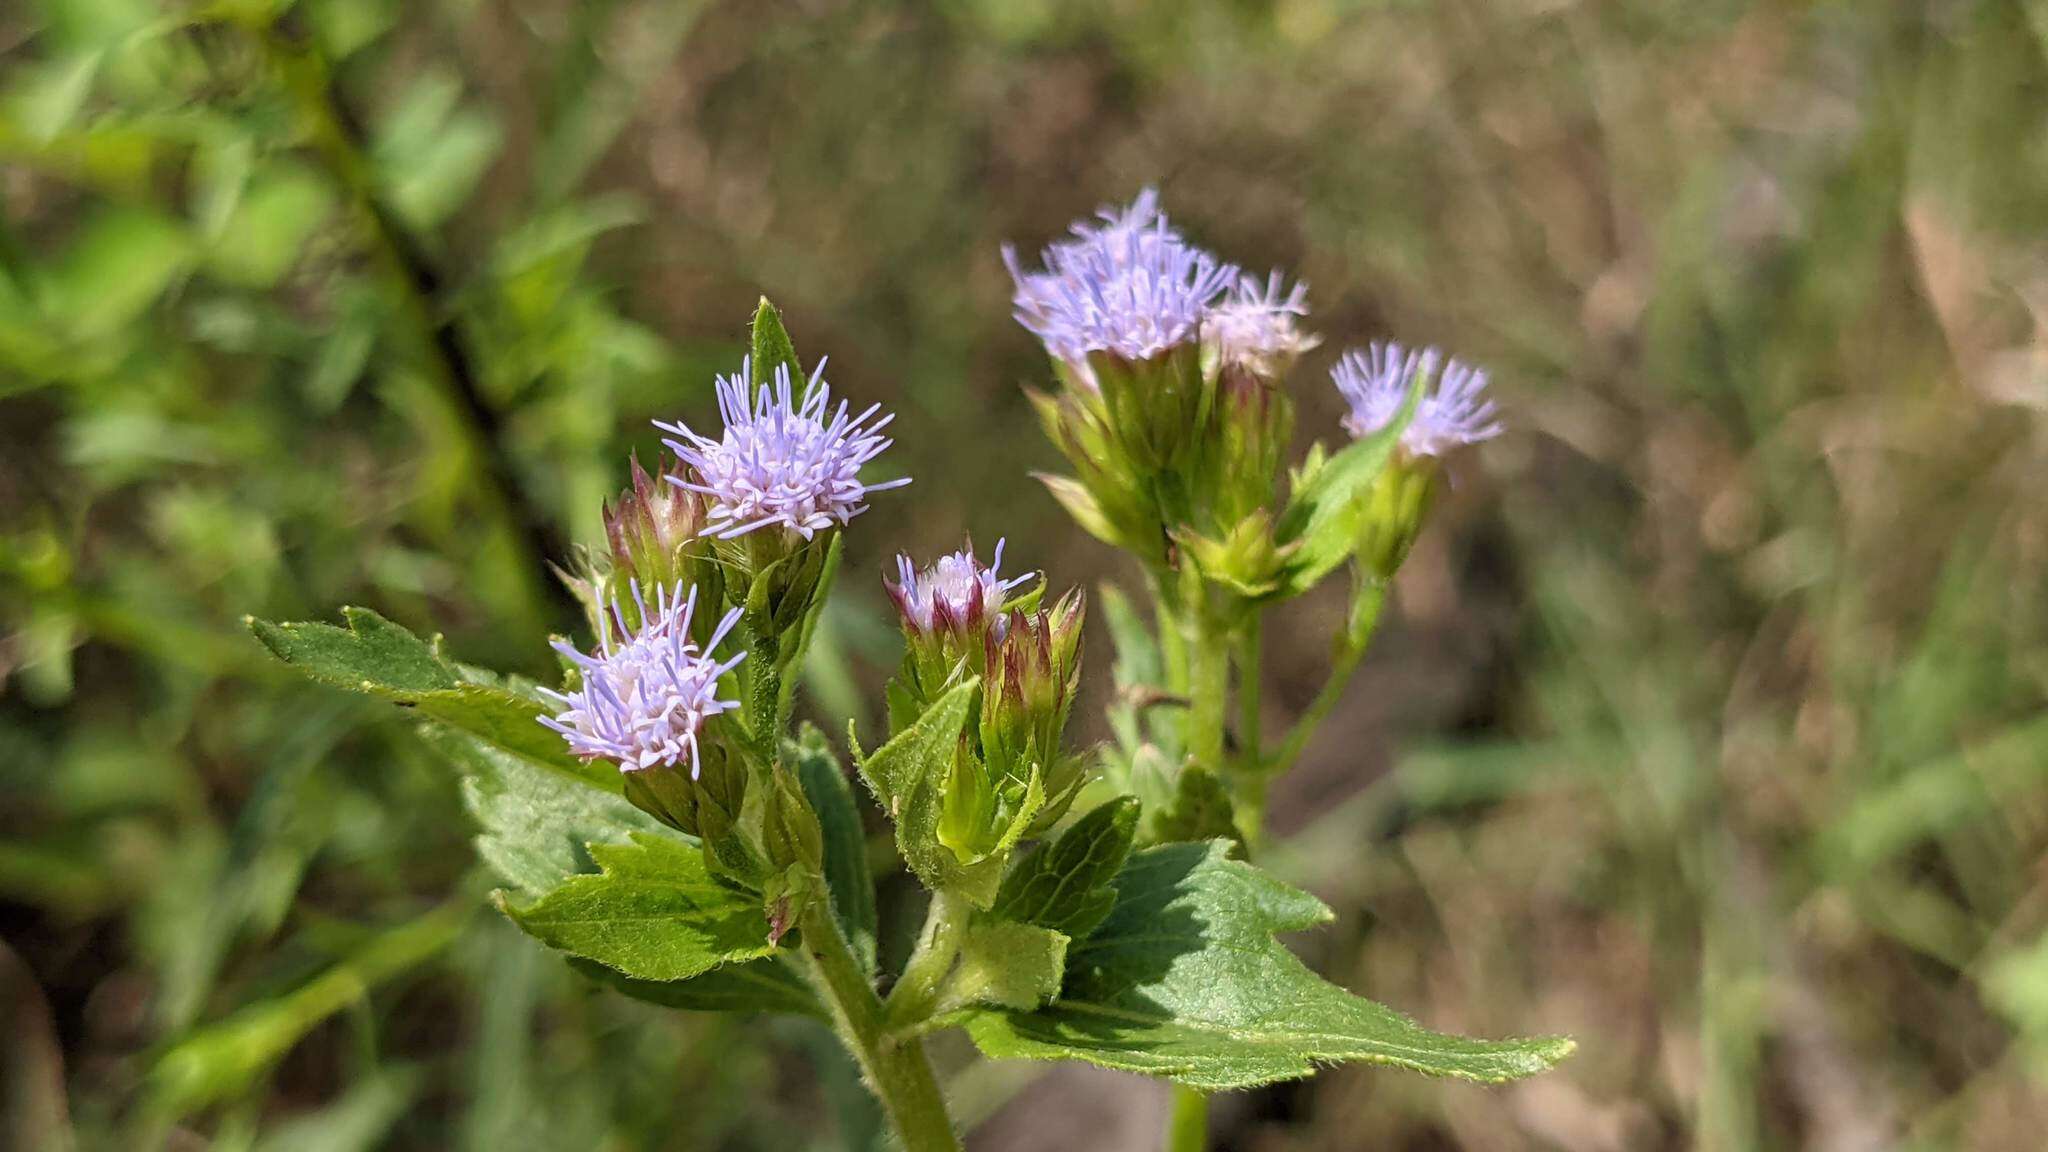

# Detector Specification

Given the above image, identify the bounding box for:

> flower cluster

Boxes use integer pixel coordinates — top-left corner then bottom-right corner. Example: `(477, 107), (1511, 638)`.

(883, 540), (1085, 863)
(656, 356), (910, 541)
(1004, 189), (1239, 378)
(1331, 342), (1503, 457)
(885, 538), (1034, 642)
(1206, 271), (1320, 379)
(540, 582), (745, 776)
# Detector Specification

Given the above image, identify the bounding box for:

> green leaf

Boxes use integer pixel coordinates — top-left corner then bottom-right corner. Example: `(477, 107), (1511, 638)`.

(248, 608), (618, 793)
(963, 842), (1575, 1090)
(1099, 584), (1161, 693)
(1146, 765), (1244, 854)
(4, 51), (102, 142)
(750, 296), (801, 387)
(852, 678), (1004, 907)
(1275, 374), (1420, 593)
(789, 724), (878, 974)
(148, 905), (465, 1118)
(572, 957), (821, 1019)
(44, 205), (194, 336)
(990, 797), (1138, 942)
(934, 922), (1068, 1016)
(205, 162), (336, 287)
(251, 606), (453, 692)
(371, 72), (502, 229)
(427, 727), (665, 896)
(499, 833), (775, 982)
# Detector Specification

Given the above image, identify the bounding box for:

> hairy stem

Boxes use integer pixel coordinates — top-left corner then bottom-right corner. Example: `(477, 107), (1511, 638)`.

(1234, 618), (1262, 771)
(1229, 618), (1266, 846)
(797, 903), (962, 1152)
(1166, 1084), (1208, 1152)
(884, 890), (974, 1030)
(1187, 607), (1230, 773)
(1147, 567), (1191, 695)
(1268, 581), (1387, 778)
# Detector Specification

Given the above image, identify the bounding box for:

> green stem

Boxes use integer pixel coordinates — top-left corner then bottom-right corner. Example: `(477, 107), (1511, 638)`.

(884, 890), (974, 1029)
(1234, 617), (1262, 771)
(796, 904), (962, 1152)
(1187, 607), (1229, 773)
(745, 614), (783, 762)
(1166, 1084), (1208, 1152)
(1229, 617), (1267, 850)
(1147, 567), (1191, 695)
(250, 13), (573, 627)
(1268, 581), (1387, 778)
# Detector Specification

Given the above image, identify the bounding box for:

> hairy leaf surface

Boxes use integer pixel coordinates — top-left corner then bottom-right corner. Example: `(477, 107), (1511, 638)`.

(501, 833), (774, 982)
(573, 957), (820, 1019)
(249, 607), (615, 792)
(990, 797), (1139, 941)
(852, 678), (1005, 906)
(964, 842), (1574, 1089)
(427, 727), (663, 896)
(789, 724), (878, 974)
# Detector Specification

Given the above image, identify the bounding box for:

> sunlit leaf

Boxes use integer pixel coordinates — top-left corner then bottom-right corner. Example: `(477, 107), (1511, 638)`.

(963, 841), (1574, 1089)
(499, 833), (775, 982)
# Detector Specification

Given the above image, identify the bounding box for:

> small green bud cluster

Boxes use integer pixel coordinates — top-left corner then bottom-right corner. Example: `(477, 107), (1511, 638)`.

(885, 543), (1087, 875)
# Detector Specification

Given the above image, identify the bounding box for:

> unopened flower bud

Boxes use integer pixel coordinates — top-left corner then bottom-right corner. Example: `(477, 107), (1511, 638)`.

(885, 539), (1035, 707)
(1354, 462), (1439, 581)
(980, 589), (1087, 837)
(604, 455), (709, 586)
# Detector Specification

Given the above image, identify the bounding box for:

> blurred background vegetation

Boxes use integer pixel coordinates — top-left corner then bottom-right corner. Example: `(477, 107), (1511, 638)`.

(5, 0), (2048, 1148)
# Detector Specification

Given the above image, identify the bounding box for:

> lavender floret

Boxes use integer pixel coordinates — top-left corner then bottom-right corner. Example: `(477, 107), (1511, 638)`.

(886, 539), (1035, 640)
(656, 357), (910, 540)
(1332, 342), (1503, 457)
(1003, 189), (1238, 376)
(540, 582), (745, 775)
(1205, 271), (1320, 376)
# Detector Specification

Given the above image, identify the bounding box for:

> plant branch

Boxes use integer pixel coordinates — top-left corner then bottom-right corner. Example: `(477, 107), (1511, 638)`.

(253, 13), (578, 628)
(796, 902), (962, 1152)
(884, 890), (974, 1030)
(1187, 606), (1230, 773)
(1268, 580), (1387, 779)
(1146, 566), (1191, 696)
(1233, 617), (1262, 771)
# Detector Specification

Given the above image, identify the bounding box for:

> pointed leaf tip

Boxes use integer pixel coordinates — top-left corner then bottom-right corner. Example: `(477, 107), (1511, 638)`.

(962, 841), (1575, 1089)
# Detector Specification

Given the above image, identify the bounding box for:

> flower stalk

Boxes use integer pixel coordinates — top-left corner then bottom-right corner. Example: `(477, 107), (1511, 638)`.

(884, 890), (977, 1031)
(795, 901), (962, 1152)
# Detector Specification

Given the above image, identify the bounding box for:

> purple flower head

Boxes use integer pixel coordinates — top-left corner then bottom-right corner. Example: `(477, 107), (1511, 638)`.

(1205, 271), (1321, 377)
(540, 582), (745, 775)
(656, 357), (910, 540)
(886, 538), (1035, 641)
(1003, 189), (1239, 380)
(1332, 342), (1504, 457)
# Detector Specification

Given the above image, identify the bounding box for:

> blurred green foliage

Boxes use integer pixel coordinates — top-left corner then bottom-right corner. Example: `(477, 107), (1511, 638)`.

(5, 0), (2048, 1148)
